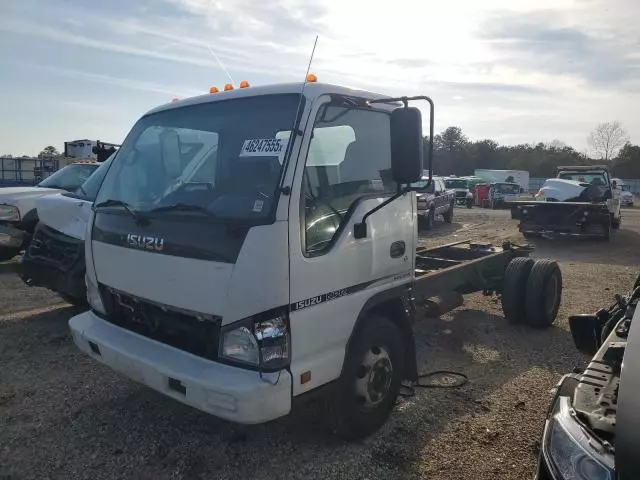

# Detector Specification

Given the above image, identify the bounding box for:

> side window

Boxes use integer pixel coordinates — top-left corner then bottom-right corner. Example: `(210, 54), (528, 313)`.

(301, 104), (395, 256)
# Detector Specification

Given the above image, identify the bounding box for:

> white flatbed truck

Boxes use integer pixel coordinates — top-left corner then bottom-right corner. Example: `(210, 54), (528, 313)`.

(69, 80), (562, 438)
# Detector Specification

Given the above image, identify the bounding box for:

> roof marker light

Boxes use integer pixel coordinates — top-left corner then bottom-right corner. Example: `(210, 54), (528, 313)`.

(306, 73), (318, 83)
(224, 83), (234, 91)
(209, 86), (219, 93)
(171, 98), (179, 103)
(239, 80), (250, 88)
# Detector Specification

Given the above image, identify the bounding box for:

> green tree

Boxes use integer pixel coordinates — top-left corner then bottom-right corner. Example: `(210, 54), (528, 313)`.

(39, 145), (59, 156)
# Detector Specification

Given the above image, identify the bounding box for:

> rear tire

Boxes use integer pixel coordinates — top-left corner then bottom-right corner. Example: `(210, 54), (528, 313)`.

(501, 257), (535, 324)
(525, 260), (562, 328)
(329, 315), (404, 440)
(443, 203), (454, 223)
(600, 220), (611, 241)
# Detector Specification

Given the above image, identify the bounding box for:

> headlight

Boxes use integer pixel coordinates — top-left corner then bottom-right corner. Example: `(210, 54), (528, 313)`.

(220, 310), (290, 370)
(85, 274), (106, 315)
(543, 397), (614, 479)
(0, 204), (20, 222)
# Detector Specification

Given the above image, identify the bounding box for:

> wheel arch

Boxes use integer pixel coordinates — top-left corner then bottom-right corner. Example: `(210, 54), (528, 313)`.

(341, 285), (418, 383)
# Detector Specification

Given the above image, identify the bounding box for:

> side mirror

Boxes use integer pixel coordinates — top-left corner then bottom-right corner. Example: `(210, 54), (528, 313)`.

(390, 107), (423, 184)
(160, 129), (183, 179)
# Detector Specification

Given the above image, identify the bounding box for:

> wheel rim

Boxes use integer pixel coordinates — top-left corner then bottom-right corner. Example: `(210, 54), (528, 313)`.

(544, 275), (559, 316)
(355, 345), (393, 408)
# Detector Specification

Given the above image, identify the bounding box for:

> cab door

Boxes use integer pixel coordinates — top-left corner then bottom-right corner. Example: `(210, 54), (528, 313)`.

(286, 96), (415, 396)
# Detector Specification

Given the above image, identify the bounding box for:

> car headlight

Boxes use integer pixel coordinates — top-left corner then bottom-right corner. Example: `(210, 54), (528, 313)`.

(543, 397), (614, 479)
(220, 310), (290, 370)
(0, 204), (20, 222)
(85, 274), (106, 315)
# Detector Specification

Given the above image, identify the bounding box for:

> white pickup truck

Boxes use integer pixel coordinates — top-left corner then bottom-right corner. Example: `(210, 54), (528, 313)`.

(68, 80), (562, 439)
(20, 156), (113, 304)
(0, 162), (100, 261)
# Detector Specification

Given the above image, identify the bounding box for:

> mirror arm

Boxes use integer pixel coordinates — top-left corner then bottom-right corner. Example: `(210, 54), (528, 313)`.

(354, 186), (409, 239)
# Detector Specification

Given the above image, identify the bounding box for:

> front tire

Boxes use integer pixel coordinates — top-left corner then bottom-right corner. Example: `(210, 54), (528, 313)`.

(443, 203), (454, 223)
(329, 315), (404, 440)
(0, 248), (20, 262)
(59, 293), (88, 307)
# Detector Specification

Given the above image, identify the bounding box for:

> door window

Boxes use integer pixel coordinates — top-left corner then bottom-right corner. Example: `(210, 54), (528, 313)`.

(301, 103), (395, 256)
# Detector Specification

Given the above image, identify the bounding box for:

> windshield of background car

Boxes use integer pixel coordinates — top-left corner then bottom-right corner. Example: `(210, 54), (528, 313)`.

(445, 179), (467, 189)
(495, 183), (520, 194)
(558, 172), (608, 186)
(78, 154), (115, 200)
(38, 163), (98, 191)
(411, 178), (435, 193)
(95, 94), (302, 221)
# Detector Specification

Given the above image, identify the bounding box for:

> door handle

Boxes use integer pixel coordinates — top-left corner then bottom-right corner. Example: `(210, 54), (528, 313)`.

(390, 241), (406, 258)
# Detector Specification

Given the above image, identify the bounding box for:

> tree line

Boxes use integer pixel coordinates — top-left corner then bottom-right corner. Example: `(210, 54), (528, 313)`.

(427, 121), (640, 179)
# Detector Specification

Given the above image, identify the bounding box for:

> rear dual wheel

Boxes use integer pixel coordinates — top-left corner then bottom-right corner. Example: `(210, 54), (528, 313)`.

(501, 258), (562, 328)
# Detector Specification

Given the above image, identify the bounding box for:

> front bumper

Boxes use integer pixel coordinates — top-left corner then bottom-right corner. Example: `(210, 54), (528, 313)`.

(0, 223), (27, 249)
(69, 311), (293, 424)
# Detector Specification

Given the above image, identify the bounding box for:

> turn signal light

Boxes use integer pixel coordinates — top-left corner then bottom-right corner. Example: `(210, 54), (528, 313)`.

(306, 73), (318, 83)
(239, 80), (250, 88)
(209, 86), (219, 93)
(224, 83), (234, 91)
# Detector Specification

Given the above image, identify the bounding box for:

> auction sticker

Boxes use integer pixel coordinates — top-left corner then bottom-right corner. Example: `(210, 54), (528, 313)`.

(240, 138), (286, 157)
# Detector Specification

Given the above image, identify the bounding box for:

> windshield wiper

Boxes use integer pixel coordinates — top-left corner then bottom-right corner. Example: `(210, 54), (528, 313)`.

(94, 199), (144, 223)
(148, 203), (218, 219)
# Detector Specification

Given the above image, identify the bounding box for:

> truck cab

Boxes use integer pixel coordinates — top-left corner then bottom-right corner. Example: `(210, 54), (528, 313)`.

(69, 81), (557, 438)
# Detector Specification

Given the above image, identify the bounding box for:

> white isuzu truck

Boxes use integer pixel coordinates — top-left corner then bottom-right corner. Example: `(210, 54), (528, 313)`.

(69, 80), (562, 438)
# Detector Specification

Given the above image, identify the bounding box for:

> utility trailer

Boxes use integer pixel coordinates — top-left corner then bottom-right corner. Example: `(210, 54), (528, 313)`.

(68, 79), (563, 440)
(510, 165), (621, 241)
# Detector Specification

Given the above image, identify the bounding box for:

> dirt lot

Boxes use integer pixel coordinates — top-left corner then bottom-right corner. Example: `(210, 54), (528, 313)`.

(1, 207), (639, 480)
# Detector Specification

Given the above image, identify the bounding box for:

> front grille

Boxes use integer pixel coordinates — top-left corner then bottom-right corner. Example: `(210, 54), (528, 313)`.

(455, 191), (467, 199)
(99, 285), (221, 360)
(28, 224), (82, 269)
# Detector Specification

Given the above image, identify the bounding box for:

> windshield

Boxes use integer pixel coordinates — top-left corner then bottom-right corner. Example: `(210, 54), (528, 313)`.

(411, 178), (435, 193)
(621, 184), (631, 191)
(78, 154), (115, 200)
(494, 183), (520, 194)
(558, 171), (608, 186)
(38, 163), (98, 191)
(95, 94), (302, 221)
(445, 179), (467, 189)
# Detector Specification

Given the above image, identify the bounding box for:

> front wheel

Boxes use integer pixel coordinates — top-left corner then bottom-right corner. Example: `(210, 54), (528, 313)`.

(0, 248), (20, 262)
(443, 203), (454, 223)
(59, 293), (88, 307)
(466, 200), (473, 209)
(329, 315), (404, 440)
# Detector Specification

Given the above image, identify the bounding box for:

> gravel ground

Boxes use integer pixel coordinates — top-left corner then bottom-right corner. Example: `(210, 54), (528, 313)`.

(1, 207), (639, 480)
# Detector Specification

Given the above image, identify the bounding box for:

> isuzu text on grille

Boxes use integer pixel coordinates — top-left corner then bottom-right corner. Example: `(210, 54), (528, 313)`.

(126, 234), (164, 252)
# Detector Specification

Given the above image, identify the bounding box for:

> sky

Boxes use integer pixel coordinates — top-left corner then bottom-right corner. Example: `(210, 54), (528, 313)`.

(1, 0), (639, 156)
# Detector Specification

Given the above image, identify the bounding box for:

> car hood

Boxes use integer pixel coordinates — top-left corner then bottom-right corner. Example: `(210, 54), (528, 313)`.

(36, 193), (92, 240)
(538, 178), (586, 201)
(0, 186), (64, 212)
(0, 186), (62, 201)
